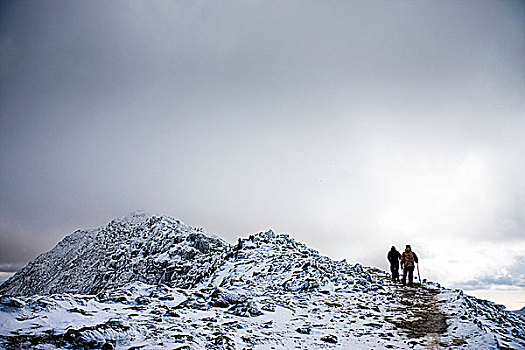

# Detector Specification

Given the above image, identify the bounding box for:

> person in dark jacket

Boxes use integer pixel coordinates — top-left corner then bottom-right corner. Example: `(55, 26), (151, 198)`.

(387, 246), (401, 282)
(233, 238), (243, 258)
(400, 245), (419, 287)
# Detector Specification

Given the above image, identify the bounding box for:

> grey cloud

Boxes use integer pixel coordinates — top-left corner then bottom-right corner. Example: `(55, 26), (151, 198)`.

(0, 0), (524, 300)
(456, 257), (525, 290)
(0, 264), (23, 273)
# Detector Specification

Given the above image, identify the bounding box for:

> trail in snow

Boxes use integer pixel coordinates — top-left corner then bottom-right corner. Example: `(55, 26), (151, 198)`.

(0, 212), (524, 349)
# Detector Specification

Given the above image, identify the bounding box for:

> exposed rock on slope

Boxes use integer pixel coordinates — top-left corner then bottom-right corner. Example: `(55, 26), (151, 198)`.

(0, 212), (524, 349)
(0, 212), (227, 296)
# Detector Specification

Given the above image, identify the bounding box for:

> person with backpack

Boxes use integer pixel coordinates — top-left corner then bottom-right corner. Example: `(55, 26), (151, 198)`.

(387, 246), (401, 282)
(400, 244), (419, 287)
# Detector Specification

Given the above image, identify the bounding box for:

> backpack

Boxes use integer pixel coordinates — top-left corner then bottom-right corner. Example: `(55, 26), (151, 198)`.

(403, 251), (415, 267)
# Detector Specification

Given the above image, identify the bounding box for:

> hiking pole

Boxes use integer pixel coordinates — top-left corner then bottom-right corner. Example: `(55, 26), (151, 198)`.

(416, 263), (421, 285)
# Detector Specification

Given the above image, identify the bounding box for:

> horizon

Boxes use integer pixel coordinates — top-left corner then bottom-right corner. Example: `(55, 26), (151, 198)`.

(1, 1), (524, 311)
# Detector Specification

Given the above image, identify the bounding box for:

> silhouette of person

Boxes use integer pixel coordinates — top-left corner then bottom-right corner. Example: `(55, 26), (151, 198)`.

(400, 244), (419, 287)
(233, 238), (243, 258)
(387, 246), (401, 282)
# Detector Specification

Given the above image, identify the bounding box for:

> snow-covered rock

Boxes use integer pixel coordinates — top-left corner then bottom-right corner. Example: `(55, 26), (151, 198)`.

(0, 211), (227, 296)
(0, 212), (523, 349)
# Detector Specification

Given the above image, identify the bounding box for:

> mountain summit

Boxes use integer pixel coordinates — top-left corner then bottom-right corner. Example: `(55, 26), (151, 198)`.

(0, 211), (227, 296)
(0, 212), (524, 349)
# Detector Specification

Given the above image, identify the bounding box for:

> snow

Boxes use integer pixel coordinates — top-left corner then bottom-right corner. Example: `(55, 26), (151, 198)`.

(1, 212), (524, 349)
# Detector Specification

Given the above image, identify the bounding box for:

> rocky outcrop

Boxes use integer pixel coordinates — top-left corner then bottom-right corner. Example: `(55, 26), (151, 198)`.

(0, 212), (228, 296)
(0, 212), (523, 349)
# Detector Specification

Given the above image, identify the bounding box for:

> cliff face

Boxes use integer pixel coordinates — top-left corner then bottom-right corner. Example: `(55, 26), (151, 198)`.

(0, 212), (523, 349)
(0, 211), (227, 296)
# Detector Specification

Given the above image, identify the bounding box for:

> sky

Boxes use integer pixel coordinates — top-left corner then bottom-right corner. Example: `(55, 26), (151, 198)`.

(1, 1), (524, 309)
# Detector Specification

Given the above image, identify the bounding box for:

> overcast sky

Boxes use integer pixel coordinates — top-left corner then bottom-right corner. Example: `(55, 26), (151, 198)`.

(1, 1), (524, 308)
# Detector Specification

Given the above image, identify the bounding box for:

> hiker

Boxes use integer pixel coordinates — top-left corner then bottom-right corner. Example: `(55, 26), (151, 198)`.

(233, 238), (243, 258)
(400, 244), (419, 287)
(387, 246), (401, 282)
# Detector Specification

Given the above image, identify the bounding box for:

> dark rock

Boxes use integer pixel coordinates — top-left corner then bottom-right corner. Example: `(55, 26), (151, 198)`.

(227, 301), (263, 317)
(321, 334), (338, 343)
(209, 288), (248, 307)
(296, 326), (311, 334)
(135, 296), (149, 305)
(67, 307), (93, 316)
(261, 303), (275, 312)
(101, 343), (114, 350)
(0, 296), (25, 308)
(165, 309), (180, 317)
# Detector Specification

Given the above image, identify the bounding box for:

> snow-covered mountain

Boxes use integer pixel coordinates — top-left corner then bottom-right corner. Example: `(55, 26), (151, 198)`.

(0, 212), (524, 349)
(0, 211), (227, 296)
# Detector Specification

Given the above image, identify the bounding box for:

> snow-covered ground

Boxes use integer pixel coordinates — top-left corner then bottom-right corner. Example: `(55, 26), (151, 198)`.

(1, 213), (524, 349)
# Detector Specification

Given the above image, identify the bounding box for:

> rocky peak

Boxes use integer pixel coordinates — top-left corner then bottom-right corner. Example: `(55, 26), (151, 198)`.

(0, 213), (523, 350)
(0, 212), (228, 296)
